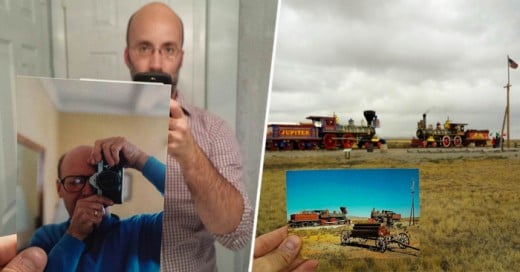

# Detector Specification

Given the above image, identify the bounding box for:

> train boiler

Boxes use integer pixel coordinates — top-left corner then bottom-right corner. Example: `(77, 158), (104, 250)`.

(266, 110), (382, 150)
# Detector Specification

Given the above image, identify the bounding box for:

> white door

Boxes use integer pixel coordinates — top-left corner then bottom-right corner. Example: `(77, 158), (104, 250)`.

(53, 0), (206, 107)
(0, 0), (52, 235)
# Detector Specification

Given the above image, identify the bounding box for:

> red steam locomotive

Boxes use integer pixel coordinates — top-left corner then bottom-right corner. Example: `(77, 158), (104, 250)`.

(266, 110), (382, 150)
(288, 207), (349, 228)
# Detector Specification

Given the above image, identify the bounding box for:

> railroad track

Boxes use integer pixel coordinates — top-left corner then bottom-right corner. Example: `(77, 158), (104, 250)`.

(406, 148), (520, 154)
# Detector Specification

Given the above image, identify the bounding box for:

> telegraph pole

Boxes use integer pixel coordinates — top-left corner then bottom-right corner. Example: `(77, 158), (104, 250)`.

(409, 179), (415, 226)
(502, 56), (517, 149)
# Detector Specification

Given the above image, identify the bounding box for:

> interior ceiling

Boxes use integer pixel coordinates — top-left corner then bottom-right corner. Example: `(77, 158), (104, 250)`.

(38, 77), (171, 117)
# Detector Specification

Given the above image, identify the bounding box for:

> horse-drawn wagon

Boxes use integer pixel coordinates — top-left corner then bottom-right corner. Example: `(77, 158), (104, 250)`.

(340, 223), (417, 253)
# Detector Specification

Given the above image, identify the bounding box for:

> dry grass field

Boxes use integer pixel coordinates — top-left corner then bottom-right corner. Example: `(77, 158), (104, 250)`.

(256, 146), (520, 271)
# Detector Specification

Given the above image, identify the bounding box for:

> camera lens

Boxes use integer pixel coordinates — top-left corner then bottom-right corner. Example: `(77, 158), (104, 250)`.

(96, 170), (121, 192)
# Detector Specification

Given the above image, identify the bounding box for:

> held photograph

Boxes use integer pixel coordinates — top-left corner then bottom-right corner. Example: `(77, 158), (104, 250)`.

(15, 76), (170, 270)
(286, 169), (420, 268)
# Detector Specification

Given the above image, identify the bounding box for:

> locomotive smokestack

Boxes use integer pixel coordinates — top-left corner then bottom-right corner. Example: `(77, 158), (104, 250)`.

(363, 110), (376, 126)
(340, 207), (347, 215)
(423, 113), (427, 128)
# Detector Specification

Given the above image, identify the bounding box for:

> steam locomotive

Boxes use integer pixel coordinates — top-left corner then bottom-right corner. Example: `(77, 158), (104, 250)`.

(288, 207), (349, 228)
(369, 208), (402, 227)
(411, 113), (489, 148)
(266, 110), (382, 150)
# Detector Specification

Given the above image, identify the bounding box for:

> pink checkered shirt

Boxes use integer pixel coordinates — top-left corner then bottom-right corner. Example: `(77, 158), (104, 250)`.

(160, 96), (253, 271)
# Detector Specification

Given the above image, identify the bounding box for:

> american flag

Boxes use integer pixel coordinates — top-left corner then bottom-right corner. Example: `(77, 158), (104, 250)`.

(509, 57), (518, 69)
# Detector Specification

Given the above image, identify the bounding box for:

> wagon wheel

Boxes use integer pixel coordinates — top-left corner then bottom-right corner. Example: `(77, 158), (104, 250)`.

(376, 237), (387, 253)
(323, 134), (337, 150)
(341, 133), (354, 148)
(453, 136), (462, 147)
(442, 135), (451, 148)
(297, 141), (306, 150)
(340, 230), (350, 245)
(396, 233), (409, 249)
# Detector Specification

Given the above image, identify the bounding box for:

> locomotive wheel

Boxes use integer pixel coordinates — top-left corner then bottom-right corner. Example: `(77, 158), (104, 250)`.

(297, 141), (306, 150)
(323, 134), (337, 150)
(376, 237), (387, 253)
(397, 233), (410, 249)
(266, 141), (274, 151)
(309, 141), (319, 150)
(281, 141), (294, 150)
(421, 141), (427, 148)
(340, 230), (350, 245)
(341, 133), (354, 148)
(442, 135), (451, 148)
(270, 141), (279, 151)
(454, 136), (462, 147)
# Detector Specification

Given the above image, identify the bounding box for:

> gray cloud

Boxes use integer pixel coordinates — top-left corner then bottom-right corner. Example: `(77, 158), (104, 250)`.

(269, 0), (520, 138)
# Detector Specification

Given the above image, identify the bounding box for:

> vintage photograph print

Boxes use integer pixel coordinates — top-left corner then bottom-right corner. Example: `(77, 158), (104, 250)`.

(286, 168), (420, 265)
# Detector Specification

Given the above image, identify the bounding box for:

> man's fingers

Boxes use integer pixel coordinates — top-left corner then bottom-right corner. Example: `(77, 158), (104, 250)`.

(0, 235), (17, 267)
(290, 259), (320, 272)
(169, 99), (184, 120)
(2, 247), (47, 272)
(253, 234), (302, 272)
(101, 141), (120, 166)
(90, 140), (104, 164)
(254, 226), (288, 258)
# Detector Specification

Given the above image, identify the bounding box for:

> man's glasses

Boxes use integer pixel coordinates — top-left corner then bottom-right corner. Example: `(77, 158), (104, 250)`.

(132, 43), (181, 60)
(59, 175), (91, 193)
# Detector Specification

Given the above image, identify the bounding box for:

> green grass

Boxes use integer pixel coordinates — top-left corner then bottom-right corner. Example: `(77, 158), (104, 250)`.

(257, 153), (520, 271)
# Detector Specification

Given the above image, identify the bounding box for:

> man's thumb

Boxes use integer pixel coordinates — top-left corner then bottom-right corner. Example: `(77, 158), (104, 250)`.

(2, 247), (47, 272)
(255, 235), (301, 271)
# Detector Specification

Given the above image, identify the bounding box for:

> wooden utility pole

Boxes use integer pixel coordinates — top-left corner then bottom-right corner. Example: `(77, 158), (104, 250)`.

(409, 179), (415, 226)
(501, 55), (517, 150)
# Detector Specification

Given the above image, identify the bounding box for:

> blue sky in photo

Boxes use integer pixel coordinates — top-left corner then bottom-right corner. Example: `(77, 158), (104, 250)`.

(286, 168), (420, 220)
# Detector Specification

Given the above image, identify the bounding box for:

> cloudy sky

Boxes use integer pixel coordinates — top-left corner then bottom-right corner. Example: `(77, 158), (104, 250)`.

(268, 0), (520, 139)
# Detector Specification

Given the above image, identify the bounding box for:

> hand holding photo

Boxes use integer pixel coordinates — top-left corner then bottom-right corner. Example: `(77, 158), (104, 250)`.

(286, 168), (420, 269)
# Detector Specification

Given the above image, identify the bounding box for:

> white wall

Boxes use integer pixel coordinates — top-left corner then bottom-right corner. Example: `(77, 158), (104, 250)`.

(0, 0), (52, 235)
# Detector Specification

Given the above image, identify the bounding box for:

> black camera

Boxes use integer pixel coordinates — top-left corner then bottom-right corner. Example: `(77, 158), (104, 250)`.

(132, 72), (172, 85)
(89, 157), (124, 204)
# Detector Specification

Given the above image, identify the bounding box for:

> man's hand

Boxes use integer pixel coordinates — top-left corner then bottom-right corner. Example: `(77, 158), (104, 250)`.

(168, 99), (197, 165)
(89, 137), (149, 170)
(66, 195), (114, 241)
(0, 235), (47, 272)
(253, 226), (319, 272)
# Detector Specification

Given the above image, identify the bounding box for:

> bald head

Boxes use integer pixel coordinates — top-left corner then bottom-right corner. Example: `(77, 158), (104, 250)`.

(58, 145), (94, 179)
(126, 2), (184, 47)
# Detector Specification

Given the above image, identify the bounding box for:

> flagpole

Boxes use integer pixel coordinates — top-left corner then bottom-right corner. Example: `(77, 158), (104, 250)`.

(507, 55), (511, 148)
